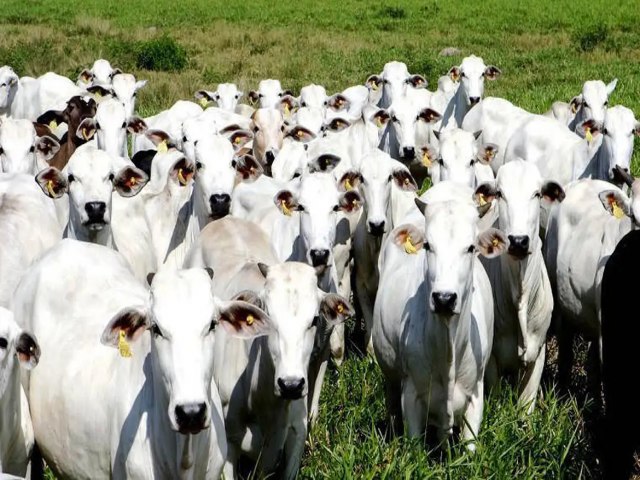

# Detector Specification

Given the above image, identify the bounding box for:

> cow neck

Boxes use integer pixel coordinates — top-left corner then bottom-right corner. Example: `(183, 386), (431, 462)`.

(65, 208), (116, 248)
(448, 85), (472, 128)
(576, 136), (606, 181)
(0, 360), (25, 460)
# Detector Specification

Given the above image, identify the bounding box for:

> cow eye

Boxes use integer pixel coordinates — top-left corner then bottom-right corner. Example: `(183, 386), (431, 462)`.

(68, 174), (75, 183)
(469, 159), (475, 166)
(301, 101), (307, 107)
(296, 205), (305, 212)
(391, 115), (398, 123)
(235, 94), (240, 99)
(109, 173), (115, 181)
(280, 125), (285, 132)
(601, 128), (608, 136)
(438, 158), (444, 166)
(196, 161), (203, 170)
(583, 102), (590, 109)
(29, 145), (35, 152)
(311, 316), (320, 328)
(467, 245), (476, 254)
(292, 171), (301, 179)
(0, 337), (7, 349)
(604, 101), (609, 106)
(182, 136), (188, 143)
(258, 93), (264, 98)
(534, 192), (541, 199)
(231, 159), (237, 168)
(121, 122), (126, 129)
(209, 319), (217, 332)
(0, 147), (4, 155)
(423, 242), (431, 251)
(461, 72), (467, 78)
(332, 205), (340, 212)
(151, 323), (164, 338)
(278, 92), (283, 97)
(132, 92), (137, 98)
(253, 126), (259, 133)
(495, 190), (502, 198)
(96, 122), (101, 130)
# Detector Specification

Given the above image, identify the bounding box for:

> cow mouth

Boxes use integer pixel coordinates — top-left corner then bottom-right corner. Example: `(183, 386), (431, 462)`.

(84, 220), (107, 231)
(507, 247), (529, 260)
(178, 424), (208, 435)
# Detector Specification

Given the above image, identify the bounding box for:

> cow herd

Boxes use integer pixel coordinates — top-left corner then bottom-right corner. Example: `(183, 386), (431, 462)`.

(0, 55), (638, 478)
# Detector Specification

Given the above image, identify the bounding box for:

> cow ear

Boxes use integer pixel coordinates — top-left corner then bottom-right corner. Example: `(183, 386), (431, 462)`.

(339, 190), (363, 213)
(484, 65), (501, 80)
(324, 118), (351, 133)
(274, 190), (299, 216)
(170, 157), (196, 187)
(569, 95), (583, 114)
(111, 67), (123, 77)
(279, 95), (298, 117)
(286, 126), (316, 143)
(231, 290), (263, 309)
(477, 143), (498, 165)
(101, 307), (150, 348)
(417, 108), (442, 124)
(248, 90), (260, 104)
(634, 121), (640, 137)
(420, 144), (438, 168)
(216, 300), (271, 339)
(327, 93), (350, 112)
(309, 153), (341, 173)
(338, 170), (362, 192)
(371, 109), (390, 129)
(194, 90), (214, 108)
(448, 66), (461, 82)
(474, 182), (498, 216)
(113, 166), (149, 197)
(78, 69), (94, 84)
(228, 129), (253, 150)
(146, 129), (176, 152)
(15, 332), (40, 370)
(599, 190), (631, 219)
(392, 224), (424, 254)
(76, 118), (97, 142)
(406, 74), (427, 89)
(477, 228), (509, 258)
(606, 78), (618, 96)
(366, 74), (383, 91)
(37, 110), (66, 128)
(86, 85), (113, 100)
(127, 117), (148, 135)
(35, 167), (68, 198)
(392, 168), (418, 191)
(320, 293), (353, 325)
(134, 79), (147, 91)
(35, 136), (60, 162)
(235, 154), (263, 182)
(541, 181), (565, 203)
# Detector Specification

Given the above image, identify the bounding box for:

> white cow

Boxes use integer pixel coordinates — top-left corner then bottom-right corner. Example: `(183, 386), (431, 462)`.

(351, 150), (417, 354)
(0, 118), (59, 174)
(195, 83), (243, 112)
(110, 73), (147, 119)
(185, 217), (352, 479)
(298, 84), (328, 109)
(545, 79), (618, 129)
(373, 185), (506, 448)
(0, 66), (19, 119)
(34, 145), (148, 247)
(544, 174), (640, 387)
(12, 239), (269, 479)
(0, 307), (40, 477)
(0, 174), (62, 308)
(366, 61), (427, 109)
(479, 160), (564, 413)
(77, 59), (120, 87)
(248, 79), (290, 109)
(250, 108), (286, 168)
(597, 105), (639, 184)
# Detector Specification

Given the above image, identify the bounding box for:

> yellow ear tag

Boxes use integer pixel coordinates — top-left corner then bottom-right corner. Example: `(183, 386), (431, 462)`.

(585, 128), (593, 144)
(296, 129), (305, 139)
(246, 314), (254, 326)
(612, 201), (624, 219)
(337, 303), (344, 314)
(375, 117), (383, 128)
(283, 103), (290, 115)
(118, 330), (132, 358)
(281, 200), (292, 216)
(478, 193), (487, 206)
(157, 140), (168, 153)
(129, 176), (137, 186)
(177, 168), (188, 186)
(46, 180), (56, 197)
(234, 136), (243, 145)
(94, 90), (102, 99)
(422, 152), (432, 167)
(49, 120), (58, 131)
(199, 97), (209, 108)
(403, 235), (418, 254)
(371, 82), (379, 91)
(345, 178), (353, 191)
(492, 238), (499, 247)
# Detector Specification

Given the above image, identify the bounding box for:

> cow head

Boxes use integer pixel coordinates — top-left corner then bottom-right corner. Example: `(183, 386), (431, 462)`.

(448, 55), (500, 107)
(0, 65), (19, 111)
(0, 307), (40, 399)
(0, 118), (59, 174)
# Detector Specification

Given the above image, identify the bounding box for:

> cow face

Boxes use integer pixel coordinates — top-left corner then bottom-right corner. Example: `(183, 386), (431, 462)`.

(275, 168), (362, 273)
(101, 268), (269, 435)
(299, 84), (328, 109)
(77, 59), (120, 87)
(577, 79), (618, 126)
(250, 263), (351, 399)
(491, 160), (564, 260)
(38, 96), (97, 140)
(449, 55), (500, 107)
(0, 118), (59, 174)
(388, 96), (441, 162)
(0, 307), (40, 398)
(85, 98), (147, 158)
(601, 106), (639, 183)
(111, 73), (147, 119)
(378, 61), (427, 108)
(195, 83), (243, 112)
(249, 79), (287, 110)
(251, 108), (286, 166)
(0, 65), (19, 111)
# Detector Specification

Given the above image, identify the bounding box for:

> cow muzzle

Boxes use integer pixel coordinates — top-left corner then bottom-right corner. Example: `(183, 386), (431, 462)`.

(84, 201), (107, 230)
(174, 402), (208, 435)
(469, 96), (481, 106)
(432, 291), (457, 315)
(309, 249), (330, 268)
(209, 193), (231, 219)
(401, 146), (415, 162)
(507, 235), (530, 259)
(277, 377), (306, 400)
(367, 220), (385, 237)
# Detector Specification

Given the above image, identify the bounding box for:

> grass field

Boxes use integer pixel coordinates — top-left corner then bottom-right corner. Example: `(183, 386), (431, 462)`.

(3, 1), (640, 478)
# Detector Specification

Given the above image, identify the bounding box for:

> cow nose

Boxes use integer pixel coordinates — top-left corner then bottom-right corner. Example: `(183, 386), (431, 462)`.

(209, 194), (231, 219)
(309, 249), (330, 267)
(368, 220), (385, 237)
(469, 96), (481, 106)
(507, 235), (530, 259)
(402, 146), (415, 160)
(174, 402), (207, 434)
(84, 201), (106, 223)
(265, 150), (276, 165)
(432, 291), (457, 314)
(277, 377), (305, 400)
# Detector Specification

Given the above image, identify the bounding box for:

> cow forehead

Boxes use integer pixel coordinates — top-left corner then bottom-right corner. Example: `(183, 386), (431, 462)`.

(361, 151), (394, 180)
(383, 61), (409, 80)
(259, 79), (282, 94)
(111, 74), (136, 95)
(390, 97), (418, 120)
(0, 119), (35, 144)
(67, 148), (114, 176)
(460, 55), (487, 76)
(497, 160), (542, 195)
(440, 130), (476, 158)
(195, 135), (234, 165)
(582, 80), (608, 101)
(96, 99), (126, 124)
(301, 84), (326, 98)
(605, 106), (636, 132)
(295, 107), (324, 133)
(421, 180), (475, 204)
(298, 173), (339, 205)
(425, 201), (477, 245)
(264, 263), (320, 323)
(151, 270), (215, 330)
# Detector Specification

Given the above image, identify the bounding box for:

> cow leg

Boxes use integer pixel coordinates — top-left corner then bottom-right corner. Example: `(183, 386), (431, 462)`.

(587, 339), (603, 412)
(519, 343), (545, 415)
(308, 357), (328, 426)
(557, 318), (574, 390)
(329, 325), (345, 367)
(461, 381), (484, 452)
(223, 443), (238, 480)
(401, 379), (425, 438)
(384, 379), (403, 437)
(484, 354), (499, 395)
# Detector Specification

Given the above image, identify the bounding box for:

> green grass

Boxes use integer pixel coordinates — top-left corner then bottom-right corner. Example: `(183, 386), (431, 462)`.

(3, 0), (639, 478)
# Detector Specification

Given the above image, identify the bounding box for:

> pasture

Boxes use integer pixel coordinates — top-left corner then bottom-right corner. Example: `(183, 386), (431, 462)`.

(2, 0), (640, 478)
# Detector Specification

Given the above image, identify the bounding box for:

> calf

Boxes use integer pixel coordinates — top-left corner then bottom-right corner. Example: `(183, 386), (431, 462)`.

(185, 217), (351, 479)
(545, 79), (618, 130)
(0, 307), (40, 477)
(373, 184), (506, 448)
(110, 73), (147, 119)
(195, 83), (243, 112)
(249, 79), (291, 110)
(12, 239), (269, 479)
(479, 160), (564, 413)
(0, 118), (59, 174)
(367, 61), (426, 109)
(77, 58), (121, 87)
